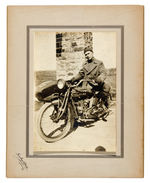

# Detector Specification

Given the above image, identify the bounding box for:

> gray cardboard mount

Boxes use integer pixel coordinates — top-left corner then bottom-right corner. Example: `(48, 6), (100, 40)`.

(7, 5), (144, 177)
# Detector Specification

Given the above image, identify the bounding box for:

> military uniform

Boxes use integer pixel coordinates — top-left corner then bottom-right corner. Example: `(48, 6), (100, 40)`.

(72, 57), (111, 108)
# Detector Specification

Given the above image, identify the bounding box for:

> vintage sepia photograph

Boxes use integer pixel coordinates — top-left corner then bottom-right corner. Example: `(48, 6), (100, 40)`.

(32, 30), (118, 155)
(6, 5), (144, 177)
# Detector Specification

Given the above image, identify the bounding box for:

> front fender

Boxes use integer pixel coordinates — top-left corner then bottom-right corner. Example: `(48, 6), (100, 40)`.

(68, 102), (76, 129)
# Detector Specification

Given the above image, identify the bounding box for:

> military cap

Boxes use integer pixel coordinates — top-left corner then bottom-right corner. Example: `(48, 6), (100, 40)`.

(84, 47), (93, 54)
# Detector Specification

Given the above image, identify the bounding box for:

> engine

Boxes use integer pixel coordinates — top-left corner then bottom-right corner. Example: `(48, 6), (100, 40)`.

(75, 98), (92, 118)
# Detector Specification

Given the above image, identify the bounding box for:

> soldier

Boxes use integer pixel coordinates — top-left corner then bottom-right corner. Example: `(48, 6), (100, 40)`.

(71, 47), (111, 117)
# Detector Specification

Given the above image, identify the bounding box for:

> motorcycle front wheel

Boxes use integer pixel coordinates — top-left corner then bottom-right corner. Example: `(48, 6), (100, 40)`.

(37, 100), (72, 143)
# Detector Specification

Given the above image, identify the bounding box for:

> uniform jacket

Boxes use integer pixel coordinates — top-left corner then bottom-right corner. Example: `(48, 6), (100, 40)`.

(73, 57), (107, 84)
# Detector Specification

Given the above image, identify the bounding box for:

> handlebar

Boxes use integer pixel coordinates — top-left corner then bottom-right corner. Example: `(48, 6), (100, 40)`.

(66, 79), (98, 88)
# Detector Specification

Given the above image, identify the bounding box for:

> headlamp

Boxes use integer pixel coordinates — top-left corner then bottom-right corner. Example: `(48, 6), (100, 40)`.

(57, 79), (65, 89)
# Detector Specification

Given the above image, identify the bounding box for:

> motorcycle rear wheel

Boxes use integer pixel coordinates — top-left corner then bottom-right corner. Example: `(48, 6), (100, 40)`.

(37, 100), (72, 143)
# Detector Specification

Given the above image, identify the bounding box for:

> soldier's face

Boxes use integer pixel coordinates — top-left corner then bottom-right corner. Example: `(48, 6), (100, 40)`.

(84, 51), (93, 61)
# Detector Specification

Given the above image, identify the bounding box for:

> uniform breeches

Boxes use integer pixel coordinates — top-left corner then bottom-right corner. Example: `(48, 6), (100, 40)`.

(92, 82), (111, 108)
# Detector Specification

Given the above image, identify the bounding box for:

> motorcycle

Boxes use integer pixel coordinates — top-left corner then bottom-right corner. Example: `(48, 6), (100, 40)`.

(36, 79), (110, 143)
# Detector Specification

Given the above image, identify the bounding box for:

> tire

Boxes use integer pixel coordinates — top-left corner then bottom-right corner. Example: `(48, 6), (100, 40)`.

(37, 100), (72, 143)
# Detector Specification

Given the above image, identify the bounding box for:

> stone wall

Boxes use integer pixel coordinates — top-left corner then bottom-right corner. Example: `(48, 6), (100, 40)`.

(56, 32), (93, 80)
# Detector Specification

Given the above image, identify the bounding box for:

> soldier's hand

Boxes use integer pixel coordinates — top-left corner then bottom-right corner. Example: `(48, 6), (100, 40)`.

(95, 76), (104, 84)
(70, 77), (76, 84)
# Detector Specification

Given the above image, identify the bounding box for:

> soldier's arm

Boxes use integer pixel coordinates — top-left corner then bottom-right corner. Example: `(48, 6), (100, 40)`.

(71, 68), (85, 82)
(95, 62), (107, 83)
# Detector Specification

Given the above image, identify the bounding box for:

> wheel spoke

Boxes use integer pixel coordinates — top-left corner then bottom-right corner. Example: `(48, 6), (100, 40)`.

(40, 103), (67, 138)
(47, 124), (66, 137)
(37, 100), (71, 142)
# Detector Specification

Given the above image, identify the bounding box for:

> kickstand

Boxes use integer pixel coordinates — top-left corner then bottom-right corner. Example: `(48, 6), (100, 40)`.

(102, 117), (107, 122)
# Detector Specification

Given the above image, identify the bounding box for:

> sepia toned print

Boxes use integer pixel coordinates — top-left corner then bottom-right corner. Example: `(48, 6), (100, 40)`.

(7, 5), (144, 178)
(33, 31), (117, 154)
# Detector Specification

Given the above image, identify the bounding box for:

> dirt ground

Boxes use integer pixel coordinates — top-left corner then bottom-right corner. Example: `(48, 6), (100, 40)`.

(33, 102), (116, 154)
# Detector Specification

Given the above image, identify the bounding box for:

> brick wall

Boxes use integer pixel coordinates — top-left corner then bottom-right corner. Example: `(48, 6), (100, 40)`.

(56, 32), (93, 80)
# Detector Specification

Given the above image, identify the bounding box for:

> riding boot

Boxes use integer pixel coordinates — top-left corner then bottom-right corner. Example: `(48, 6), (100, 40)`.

(101, 92), (111, 109)
(85, 97), (98, 119)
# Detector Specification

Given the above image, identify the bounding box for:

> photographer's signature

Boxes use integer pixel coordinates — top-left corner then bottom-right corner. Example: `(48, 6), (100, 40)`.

(16, 153), (28, 170)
